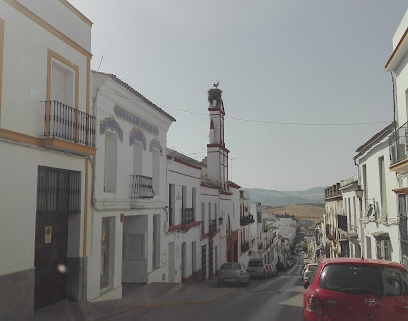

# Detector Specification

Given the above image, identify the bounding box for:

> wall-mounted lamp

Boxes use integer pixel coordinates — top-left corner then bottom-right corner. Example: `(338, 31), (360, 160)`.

(355, 185), (364, 200)
(218, 216), (223, 226)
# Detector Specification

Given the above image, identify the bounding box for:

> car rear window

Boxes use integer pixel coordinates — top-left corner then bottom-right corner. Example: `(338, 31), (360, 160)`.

(220, 263), (241, 269)
(318, 264), (408, 297)
(248, 261), (263, 267)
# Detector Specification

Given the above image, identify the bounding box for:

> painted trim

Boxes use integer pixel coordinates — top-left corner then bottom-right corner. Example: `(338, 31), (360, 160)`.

(392, 187), (408, 194)
(168, 157), (202, 170)
(0, 128), (96, 155)
(0, 19), (3, 127)
(39, 137), (96, 155)
(57, 0), (93, 27)
(129, 127), (146, 150)
(168, 169), (201, 180)
(86, 58), (90, 114)
(389, 157), (408, 173)
(3, 0), (92, 59)
(83, 159), (88, 256)
(149, 138), (163, 156)
(207, 143), (230, 153)
(100, 117), (123, 142)
(385, 26), (408, 69)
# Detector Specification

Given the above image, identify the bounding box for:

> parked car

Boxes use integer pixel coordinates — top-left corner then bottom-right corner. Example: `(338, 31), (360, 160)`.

(248, 259), (268, 278)
(302, 263), (318, 281)
(216, 262), (250, 287)
(276, 262), (287, 271)
(303, 258), (408, 321)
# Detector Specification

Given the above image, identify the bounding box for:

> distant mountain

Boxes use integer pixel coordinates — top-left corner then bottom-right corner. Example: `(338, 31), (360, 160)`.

(244, 187), (325, 207)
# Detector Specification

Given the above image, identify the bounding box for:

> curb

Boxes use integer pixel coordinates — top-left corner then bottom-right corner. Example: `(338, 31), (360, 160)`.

(128, 288), (238, 310)
(163, 283), (183, 296)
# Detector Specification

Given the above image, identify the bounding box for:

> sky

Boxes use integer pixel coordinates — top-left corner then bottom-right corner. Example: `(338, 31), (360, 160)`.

(69, 0), (408, 191)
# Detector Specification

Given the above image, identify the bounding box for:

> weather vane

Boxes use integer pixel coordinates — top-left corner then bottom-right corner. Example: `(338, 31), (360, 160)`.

(213, 80), (219, 88)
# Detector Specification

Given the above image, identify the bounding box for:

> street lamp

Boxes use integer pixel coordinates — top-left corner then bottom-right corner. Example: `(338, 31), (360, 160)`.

(218, 216), (223, 226)
(356, 185), (363, 200)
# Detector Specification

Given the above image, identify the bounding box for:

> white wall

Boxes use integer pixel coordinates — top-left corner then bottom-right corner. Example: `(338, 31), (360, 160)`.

(0, 142), (86, 276)
(0, 1), (90, 135)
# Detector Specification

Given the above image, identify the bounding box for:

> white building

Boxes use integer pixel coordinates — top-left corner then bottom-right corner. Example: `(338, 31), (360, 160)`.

(238, 190), (257, 264)
(165, 148), (204, 282)
(323, 183), (343, 258)
(0, 1), (93, 319)
(87, 71), (175, 301)
(354, 123), (399, 262)
(385, 9), (408, 268)
(338, 176), (360, 258)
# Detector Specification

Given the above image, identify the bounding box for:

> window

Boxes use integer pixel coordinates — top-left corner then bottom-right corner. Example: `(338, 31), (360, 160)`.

(366, 236), (372, 259)
(51, 60), (74, 107)
(201, 202), (205, 234)
(379, 156), (387, 217)
(133, 142), (143, 176)
(192, 187), (196, 220)
(104, 131), (117, 193)
(169, 184), (175, 226)
(376, 238), (391, 261)
(152, 149), (160, 195)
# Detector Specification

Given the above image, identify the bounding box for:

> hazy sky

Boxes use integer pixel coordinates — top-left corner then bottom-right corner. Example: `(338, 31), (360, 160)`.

(69, 0), (408, 191)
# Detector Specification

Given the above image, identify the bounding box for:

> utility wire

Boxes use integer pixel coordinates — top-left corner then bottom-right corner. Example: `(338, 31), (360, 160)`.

(97, 88), (391, 127)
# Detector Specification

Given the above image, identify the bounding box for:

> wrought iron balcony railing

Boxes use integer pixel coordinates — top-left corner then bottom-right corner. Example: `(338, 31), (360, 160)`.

(241, 241), (250, 253)
(240, 214), (255, 226)
(181, 208), (194, 225)
(209, 219), (217, 233)
(130, 175), (154, 199)
(389, 122), (408, 165)
(43, 100), (95, 146)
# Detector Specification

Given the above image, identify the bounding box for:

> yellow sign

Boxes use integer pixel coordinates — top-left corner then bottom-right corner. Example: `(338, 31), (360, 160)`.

(45, 226), (52, 244)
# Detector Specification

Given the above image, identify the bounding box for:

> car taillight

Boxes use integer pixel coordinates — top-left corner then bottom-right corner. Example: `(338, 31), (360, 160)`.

(306, 293), (322, 314)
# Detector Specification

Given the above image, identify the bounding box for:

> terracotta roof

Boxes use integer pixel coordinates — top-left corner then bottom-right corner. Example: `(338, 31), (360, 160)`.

(167, 148), (205, 168)
(94, 71), (176, 122)
(354, 122), (395, 160)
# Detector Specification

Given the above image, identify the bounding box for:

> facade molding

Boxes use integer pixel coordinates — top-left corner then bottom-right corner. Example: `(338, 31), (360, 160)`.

(3, 0), (92, 59)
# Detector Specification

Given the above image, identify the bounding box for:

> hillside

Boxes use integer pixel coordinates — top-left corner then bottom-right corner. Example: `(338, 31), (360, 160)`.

(245, 187), (325, 207)
(263, 204), (325, 223)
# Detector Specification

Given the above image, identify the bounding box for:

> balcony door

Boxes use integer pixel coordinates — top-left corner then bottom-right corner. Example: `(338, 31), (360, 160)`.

(51, 62), (74, 107)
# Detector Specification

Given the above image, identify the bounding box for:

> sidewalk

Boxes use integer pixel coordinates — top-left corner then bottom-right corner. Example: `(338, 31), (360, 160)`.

(34, 280), (238, 321)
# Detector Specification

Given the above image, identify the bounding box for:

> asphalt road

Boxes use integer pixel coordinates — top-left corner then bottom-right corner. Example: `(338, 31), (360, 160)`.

(106, 261), (304, 321)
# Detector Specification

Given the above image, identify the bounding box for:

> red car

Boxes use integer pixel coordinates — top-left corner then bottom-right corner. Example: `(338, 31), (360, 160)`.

(303, 258), (408, 321)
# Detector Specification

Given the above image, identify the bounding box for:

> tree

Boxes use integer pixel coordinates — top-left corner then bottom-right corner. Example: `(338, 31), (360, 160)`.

(302, 241), (308, 253)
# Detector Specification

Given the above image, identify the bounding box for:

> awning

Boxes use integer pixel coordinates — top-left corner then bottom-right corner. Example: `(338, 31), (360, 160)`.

(372, 231), (390, 239)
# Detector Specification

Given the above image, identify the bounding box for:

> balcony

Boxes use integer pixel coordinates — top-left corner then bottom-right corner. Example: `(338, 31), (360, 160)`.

(337, 214), (348, 232)
(130, 175), (154, 199)
(240, 214), (255, 226)
(209, 219), (217, 233)
(241, 241), (250, 253)
(181, 208), (194, 225)
(41, 101), (96, 155)
(389, 122), (408, 173)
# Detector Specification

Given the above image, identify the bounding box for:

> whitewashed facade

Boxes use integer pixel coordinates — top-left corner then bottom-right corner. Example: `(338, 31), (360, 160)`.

(87, 72), (175, 301)
(0, 1), (93, 319)
(165, 149), (203, 282)
(386, 10), (408, 268)
(354, 123), (399, 262)
(338, 176), (360, 258)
